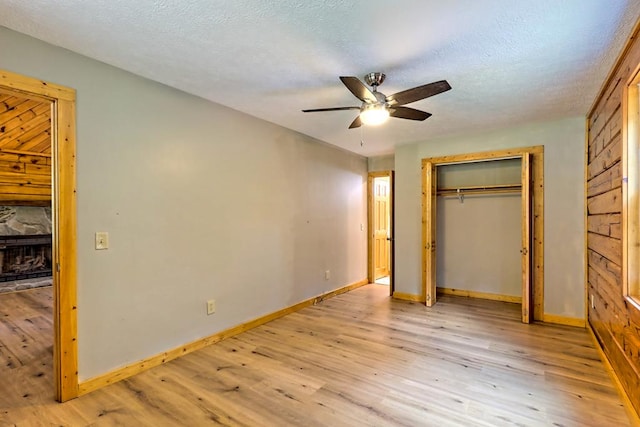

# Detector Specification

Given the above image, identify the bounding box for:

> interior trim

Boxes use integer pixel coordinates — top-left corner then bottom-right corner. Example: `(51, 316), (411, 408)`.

(587, 324), (640, 423)
(78, 278), (369, 396)
(437, 287), (523, 304)
(0, 68), (78, 402)
(542, 314), (586, 328)
(392, 292), (423, 302)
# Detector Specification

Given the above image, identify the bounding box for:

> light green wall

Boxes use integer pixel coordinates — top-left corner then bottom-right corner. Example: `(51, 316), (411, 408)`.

(368, 154), (395, 172)
(0, 26), (368, 380)
(395, 117), (586, 318)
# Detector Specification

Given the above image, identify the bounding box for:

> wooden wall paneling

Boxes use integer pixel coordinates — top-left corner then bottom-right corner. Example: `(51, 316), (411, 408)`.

(587, 162), (622, 197)
(588, 250), (622, 287)
(0, 183), (50, 196)
(588, 15), (640, 122)
(24, 163), (51, 176)
(587, 233), (622, 266)
(0, 151), (48, 164)
(587, 134), (621, 180)
(0, 159), (24, 173)
(586, 17), (640, 417)
(589, 83), (622, 152)
(587, 188), (622, 214)
(588, 213), (622, 237)
(0, 172), (51, 186)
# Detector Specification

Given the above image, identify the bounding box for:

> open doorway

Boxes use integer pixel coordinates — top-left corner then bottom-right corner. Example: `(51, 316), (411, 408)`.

(0, 88), (54, 406)
(368, 171), (394, 295)
(0, 69), (78, 402)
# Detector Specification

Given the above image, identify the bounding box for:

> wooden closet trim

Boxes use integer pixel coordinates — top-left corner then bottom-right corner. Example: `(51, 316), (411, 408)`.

(421, 145), (544, 321)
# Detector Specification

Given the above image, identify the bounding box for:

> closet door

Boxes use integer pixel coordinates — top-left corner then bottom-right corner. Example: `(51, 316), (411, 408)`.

(521, 153), (533, 323)
(423, 161), (437, 306)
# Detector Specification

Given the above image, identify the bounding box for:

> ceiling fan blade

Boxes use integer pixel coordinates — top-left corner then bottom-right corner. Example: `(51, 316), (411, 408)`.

(302, 106), (360, 113)
(340, 76), (378, 103)
(386, 80), (451, 106)
(390, 106), (432, 121)
(348, 115), (362, 129)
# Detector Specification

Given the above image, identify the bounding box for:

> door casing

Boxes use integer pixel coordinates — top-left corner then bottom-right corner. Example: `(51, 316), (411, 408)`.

(373, 176), (390, 280)
(0, 69), (78, 401)
(421, 147), (544, 322)
(368, 171), (394, 296)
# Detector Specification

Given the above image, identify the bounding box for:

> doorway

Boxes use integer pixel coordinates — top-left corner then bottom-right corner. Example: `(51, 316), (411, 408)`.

(0, 69), (78, 401)
(368, 171), (394, 295)
(421, 147), (544, 323)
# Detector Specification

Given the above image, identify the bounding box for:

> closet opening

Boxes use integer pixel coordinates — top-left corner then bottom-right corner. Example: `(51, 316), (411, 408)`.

(421, 147), (544, 323)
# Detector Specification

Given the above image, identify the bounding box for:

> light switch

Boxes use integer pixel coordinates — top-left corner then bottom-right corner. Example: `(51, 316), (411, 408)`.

(95, 232), (109, 250)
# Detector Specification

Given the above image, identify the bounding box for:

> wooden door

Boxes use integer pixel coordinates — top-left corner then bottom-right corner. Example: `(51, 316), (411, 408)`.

(374, 177), (390, 280)
(521, 153), (533, 323)
(424, 162), (437, 306)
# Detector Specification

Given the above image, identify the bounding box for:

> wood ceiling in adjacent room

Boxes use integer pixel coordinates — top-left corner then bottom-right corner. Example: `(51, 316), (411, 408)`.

(0, 91), (52, 205)
(0, 91), (51, 155)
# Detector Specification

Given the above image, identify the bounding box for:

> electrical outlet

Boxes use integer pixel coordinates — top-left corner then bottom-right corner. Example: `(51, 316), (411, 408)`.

(325, 270), (330, 280)
(207, 299), (216, 315)
(95, 232), (109, 250)
(360, 223), (364, 231)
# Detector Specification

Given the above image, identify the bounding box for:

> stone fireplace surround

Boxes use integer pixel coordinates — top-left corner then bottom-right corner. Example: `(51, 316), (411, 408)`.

(0, 206), (52, 293)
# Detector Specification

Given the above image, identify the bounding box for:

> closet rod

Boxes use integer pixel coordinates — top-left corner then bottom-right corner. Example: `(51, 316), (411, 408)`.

(436, 183), (522, 196)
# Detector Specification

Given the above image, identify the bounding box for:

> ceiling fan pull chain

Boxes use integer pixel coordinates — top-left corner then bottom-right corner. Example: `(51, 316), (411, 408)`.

(360, 126), (364, 147)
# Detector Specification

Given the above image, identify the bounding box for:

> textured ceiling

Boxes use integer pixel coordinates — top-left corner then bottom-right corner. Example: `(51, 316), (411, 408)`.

(1, 1), (639, 156)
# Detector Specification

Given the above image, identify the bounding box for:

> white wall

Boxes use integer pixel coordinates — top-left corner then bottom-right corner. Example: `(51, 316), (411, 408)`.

(368, 154), (395, 172)
(0, 27), (368, 380)
(437, 195), (521, 297)
(395, 117), (585, 318)
(436, 160), (522, 297)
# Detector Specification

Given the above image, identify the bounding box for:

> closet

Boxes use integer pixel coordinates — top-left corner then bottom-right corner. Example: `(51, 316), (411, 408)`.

(422, 148), (543, 323)
(436, 158), (522, 298)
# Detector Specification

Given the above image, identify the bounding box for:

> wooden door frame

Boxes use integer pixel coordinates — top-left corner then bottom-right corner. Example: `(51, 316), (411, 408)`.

(0, 69), (78, 401)
(368, 171), (394, 295)
(521, 152), (533, 322)
(421, 146), (544, 321)
(423, 161), (437, 306)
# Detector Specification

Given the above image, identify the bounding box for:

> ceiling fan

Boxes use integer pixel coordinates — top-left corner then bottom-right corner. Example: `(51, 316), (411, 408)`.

(302, 72), (451, 129)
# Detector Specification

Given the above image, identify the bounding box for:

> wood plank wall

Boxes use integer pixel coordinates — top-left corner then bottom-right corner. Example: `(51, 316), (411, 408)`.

(587, 21), (640, 416)
(0, 92), (52, 205)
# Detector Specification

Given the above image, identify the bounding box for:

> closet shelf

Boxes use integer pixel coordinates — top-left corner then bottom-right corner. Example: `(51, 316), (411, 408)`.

(436, 183), (522, 196)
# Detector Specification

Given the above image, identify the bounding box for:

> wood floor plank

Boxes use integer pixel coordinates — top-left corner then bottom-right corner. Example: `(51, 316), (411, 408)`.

(0, 284), (633, 426)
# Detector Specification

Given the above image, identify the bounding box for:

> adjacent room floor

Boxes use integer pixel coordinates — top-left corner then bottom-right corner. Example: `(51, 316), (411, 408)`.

(0, 284), (632, 426)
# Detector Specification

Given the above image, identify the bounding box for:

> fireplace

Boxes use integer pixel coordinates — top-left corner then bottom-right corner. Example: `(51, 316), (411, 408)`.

(0, 235), (52, 282)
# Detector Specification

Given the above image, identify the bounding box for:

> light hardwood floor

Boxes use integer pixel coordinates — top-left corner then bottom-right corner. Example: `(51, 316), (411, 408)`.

(0, 284), (632, 426)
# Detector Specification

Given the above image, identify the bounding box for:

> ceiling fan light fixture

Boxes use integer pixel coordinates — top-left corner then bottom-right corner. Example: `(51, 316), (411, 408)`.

(302, 73), (450, 129)
(360, 105), (389, 126)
